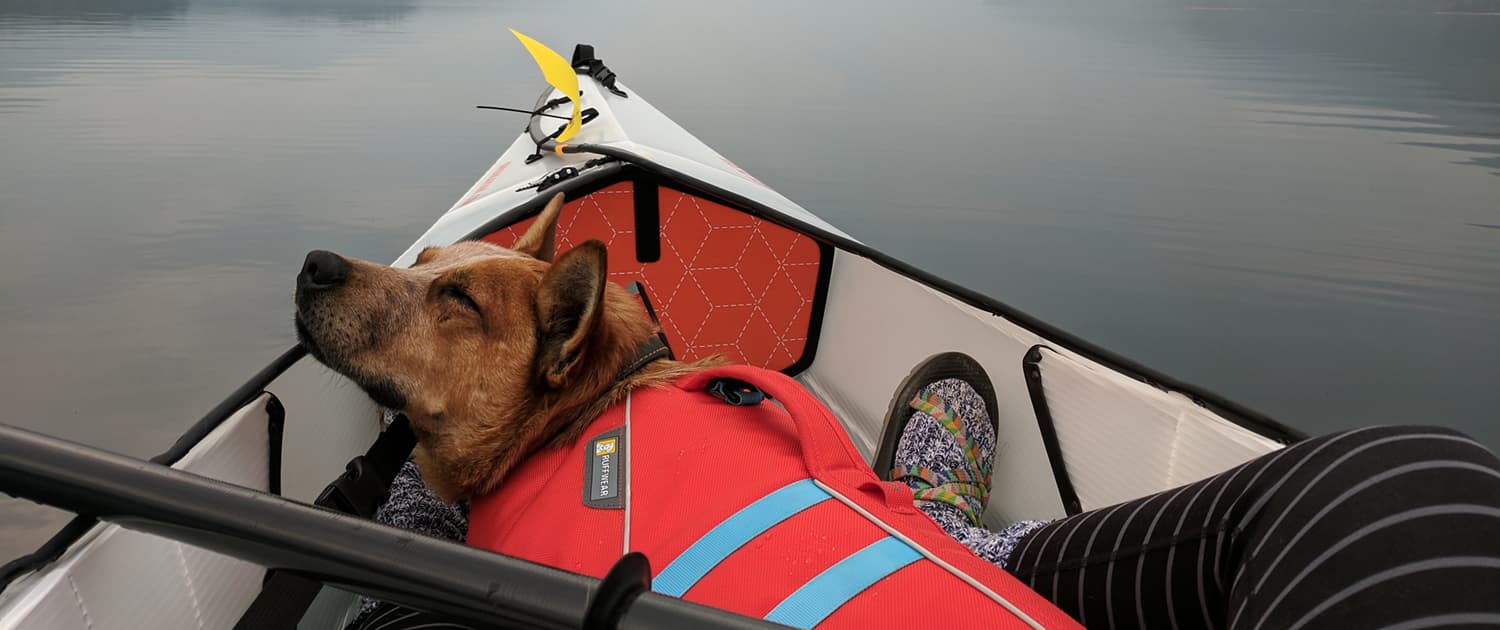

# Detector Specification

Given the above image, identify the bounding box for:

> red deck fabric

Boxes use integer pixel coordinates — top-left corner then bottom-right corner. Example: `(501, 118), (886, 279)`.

(483, 183), (822, 371)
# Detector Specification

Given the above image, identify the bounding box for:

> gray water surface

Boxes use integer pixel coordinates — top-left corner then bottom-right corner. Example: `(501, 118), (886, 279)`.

(2, 0), (1498, 560)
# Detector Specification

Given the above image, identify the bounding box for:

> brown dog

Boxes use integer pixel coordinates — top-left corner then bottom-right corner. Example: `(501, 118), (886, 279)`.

(294, 193), (718, 500)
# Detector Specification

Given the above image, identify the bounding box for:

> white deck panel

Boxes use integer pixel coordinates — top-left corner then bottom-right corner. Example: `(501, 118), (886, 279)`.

(1033, 347), (1282, 511)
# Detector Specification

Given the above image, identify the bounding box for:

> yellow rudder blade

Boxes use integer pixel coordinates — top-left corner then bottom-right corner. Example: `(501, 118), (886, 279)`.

(509, 29), (582, 143)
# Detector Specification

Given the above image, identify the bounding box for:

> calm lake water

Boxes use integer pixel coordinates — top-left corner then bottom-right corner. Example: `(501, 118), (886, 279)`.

(2, 0), (1498, 559)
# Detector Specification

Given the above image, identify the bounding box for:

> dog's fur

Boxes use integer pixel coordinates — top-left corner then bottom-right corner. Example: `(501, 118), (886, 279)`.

(295, 193), (720, 500)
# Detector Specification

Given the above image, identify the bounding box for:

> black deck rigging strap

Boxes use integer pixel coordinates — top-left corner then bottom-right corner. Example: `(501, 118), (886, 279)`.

(571, 44), (627, 98)
(233, 415), (417, 630)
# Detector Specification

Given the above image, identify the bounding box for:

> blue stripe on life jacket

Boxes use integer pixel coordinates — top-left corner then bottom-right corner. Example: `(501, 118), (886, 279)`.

(764, 537), (923, 629)
(654, 479), (832, 597)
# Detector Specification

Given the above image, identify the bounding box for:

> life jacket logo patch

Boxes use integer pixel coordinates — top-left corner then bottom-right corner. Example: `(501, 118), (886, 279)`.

(584, 428), (624, 509)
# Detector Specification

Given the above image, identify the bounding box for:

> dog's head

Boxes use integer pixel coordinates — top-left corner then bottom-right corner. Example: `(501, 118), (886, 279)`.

(294, 193), (678, 498)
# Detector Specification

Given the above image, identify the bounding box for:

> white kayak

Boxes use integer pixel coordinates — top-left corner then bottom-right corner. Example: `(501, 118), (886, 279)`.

(0, 42), (1299, 630)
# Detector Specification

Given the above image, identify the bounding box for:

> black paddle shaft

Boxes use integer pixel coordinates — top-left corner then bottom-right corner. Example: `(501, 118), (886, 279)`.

(0, 422), (780, 630)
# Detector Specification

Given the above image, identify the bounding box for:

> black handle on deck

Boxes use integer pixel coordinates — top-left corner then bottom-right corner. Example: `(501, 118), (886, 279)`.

(0, 422), (781, 630)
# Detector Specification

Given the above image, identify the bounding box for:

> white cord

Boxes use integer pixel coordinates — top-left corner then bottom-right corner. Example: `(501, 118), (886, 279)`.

(810, 479), (1046, 629)
(622, 391), (633, 554)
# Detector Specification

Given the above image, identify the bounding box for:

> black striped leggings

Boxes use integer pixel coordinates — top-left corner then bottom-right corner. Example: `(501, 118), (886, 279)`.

(999, 425), (1500, 629)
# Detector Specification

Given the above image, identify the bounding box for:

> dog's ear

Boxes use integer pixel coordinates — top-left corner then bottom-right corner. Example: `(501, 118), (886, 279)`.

(534, 240), (607, 389)
(514, 193), (565, 262)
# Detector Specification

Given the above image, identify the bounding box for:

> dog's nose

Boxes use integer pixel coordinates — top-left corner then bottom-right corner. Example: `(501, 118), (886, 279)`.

(299, 250), (349, 290)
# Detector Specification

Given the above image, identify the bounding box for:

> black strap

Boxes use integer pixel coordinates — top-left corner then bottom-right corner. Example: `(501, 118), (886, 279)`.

(618, 334), (672, 382)
(626, 282), (673, 361)
(233, 415), (418, 630)
(571, 44), (627, 98)
(706, 378), (765, 407)
(316, 415), (417, 516)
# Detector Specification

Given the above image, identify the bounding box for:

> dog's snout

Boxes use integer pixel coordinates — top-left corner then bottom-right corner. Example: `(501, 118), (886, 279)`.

(299, 250), (350, 290)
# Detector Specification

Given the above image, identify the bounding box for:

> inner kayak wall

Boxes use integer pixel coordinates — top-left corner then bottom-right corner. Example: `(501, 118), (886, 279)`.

(1027, 347), (1281, 512)
(799, 252), (1071, 524)
(0, 395), (276, 629)
(264, 357), (381, 503)
(799, 251), (1283, 526)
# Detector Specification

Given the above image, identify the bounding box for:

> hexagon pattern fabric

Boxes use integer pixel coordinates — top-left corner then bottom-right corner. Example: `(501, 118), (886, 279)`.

(482, 182), (822, 371)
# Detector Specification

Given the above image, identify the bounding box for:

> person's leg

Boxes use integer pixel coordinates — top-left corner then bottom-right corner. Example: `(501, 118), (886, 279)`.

(997, 425), (1500, 629)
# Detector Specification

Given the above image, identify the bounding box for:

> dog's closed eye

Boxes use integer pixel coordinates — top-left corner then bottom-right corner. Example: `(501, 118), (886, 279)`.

(441, 284), (482, 315)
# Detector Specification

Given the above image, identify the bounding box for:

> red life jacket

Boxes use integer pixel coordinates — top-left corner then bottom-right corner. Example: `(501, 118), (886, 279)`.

(469, 365), (1079, 629)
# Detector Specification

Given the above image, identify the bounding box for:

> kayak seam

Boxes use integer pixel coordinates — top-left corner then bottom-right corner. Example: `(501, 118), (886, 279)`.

(173, 543), (206, 630)
(64, 575), (94, 630)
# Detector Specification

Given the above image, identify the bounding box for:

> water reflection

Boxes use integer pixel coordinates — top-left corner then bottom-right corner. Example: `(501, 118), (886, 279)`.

(1, 0), (416, 23)
(0, 0), (438, 560)
(1, 0), (188, 23)
(1176, 7), (1500, 175)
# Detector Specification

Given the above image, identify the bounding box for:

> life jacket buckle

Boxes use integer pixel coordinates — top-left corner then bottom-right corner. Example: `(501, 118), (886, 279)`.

(706, 378), (765, 406)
